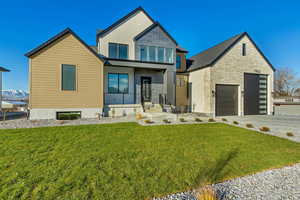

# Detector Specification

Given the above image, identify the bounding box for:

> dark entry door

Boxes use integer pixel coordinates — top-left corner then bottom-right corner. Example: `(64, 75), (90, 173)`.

(244, 74), (259, 115)
(141, 77), (151, 102)
(216, 84), (238, 116)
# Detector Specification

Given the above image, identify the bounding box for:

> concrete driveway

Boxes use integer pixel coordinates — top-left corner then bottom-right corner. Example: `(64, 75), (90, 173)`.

(220, 115), (300, 143)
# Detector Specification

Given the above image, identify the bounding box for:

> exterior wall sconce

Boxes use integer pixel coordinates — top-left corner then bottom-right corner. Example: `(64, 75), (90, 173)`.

(241, 90), (244, 96)
(212, 90), (215, 97)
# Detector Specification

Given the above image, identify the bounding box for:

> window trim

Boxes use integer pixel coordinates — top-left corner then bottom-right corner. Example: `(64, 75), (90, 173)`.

(107, 73), (129, 94)
(108, 42), (129, 59)
(61, 64), (77, 91)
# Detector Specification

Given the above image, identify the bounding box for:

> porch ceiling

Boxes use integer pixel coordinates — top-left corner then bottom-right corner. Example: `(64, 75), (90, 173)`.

(105, 58), (170, 70)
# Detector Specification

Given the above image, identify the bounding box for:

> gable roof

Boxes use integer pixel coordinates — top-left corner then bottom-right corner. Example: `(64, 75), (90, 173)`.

(97, 6), (155, 39)
(134, 22), (178, 45)
(25, 28), (105, 62)
(0, 66), (10, 72)
(187, 32), (275, 72)
(176, 46), (188, 53)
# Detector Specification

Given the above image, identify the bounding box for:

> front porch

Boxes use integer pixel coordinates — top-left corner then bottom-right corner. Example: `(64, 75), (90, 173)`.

(103, 60), (172, 117)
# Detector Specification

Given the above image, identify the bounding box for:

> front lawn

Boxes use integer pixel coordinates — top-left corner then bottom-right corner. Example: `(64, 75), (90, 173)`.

(1, 123), (299, 199)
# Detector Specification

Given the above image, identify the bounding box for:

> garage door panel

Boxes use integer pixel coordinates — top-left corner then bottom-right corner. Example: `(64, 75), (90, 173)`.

(216, 85), (238, 116)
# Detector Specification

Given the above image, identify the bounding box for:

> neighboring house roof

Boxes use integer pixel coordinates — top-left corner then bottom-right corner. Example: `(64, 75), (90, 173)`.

(176, 46), (188, 53)
(25, 28), (105, 62)
(97, 6), (155, 38)
(187, 32), (275, 72)
(0, 67), (10, 72)
(134, 22), (178, 45)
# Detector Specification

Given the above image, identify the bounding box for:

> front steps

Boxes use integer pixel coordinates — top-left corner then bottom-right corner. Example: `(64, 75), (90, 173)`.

(143, 103), (163, 113)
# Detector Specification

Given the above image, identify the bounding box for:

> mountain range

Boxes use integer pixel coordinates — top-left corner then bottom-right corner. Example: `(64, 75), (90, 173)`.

(2, 90), (29, 101)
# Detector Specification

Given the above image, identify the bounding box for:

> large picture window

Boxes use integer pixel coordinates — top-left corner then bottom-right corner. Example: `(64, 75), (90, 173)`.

(108, 73), (129, 93)
(138, 45), (174, 63)
(62, 64), (76, 91)
(140, 45), (147, 61)
(109, 43), (128, 59)
(166, 48), (173, 63)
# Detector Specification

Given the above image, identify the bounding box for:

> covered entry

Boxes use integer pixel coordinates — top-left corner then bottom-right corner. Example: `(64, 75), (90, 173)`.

(215, 84), (238, 116)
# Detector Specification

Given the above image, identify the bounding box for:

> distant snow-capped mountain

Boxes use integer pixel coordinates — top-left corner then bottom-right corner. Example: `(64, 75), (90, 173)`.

(2, 90), (29, 100)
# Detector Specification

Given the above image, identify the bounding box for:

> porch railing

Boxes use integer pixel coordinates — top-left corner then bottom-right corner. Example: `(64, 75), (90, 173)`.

(104, 92), (135, 105)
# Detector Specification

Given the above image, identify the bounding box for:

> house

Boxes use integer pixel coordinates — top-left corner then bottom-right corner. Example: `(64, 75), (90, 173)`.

(0, 66), (10, 110)
(25, 6), (274, 120)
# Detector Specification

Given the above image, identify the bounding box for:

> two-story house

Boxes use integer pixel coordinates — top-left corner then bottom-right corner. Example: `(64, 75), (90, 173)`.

(25, 6), (274, 120)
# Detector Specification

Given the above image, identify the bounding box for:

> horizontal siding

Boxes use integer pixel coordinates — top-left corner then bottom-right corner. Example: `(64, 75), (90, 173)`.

(30, 34), (103, 109)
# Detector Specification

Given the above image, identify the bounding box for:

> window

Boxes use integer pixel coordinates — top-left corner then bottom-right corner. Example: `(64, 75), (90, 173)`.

(166, 48), (173, 63)
(176, 55), (181, 69)
(108, 73), (129, 93)
(242, 43), (246, 56)
(140, 45), (147, 61)
(149, 46), (156, 61)
(108, 43), (128, 59)
(158, 47), (164, 62)
(62, 64), (76, 91)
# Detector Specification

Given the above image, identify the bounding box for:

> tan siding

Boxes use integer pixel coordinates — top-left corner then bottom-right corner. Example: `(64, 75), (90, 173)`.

(30, 33), (104, 109)
(176, 52), (187, 72)
(176, 74), (189, 106)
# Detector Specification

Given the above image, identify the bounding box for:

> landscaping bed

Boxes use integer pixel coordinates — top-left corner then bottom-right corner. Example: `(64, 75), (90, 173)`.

(0, 123), (299, 199)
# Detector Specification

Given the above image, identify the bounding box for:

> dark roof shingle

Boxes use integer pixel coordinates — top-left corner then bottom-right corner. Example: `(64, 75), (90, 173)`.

(0, 67), (10, 72)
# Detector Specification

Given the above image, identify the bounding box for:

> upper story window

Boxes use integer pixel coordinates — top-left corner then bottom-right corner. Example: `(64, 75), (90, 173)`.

(62, 64), (76, 91)
(139, 45), (174, 63)
(108, 73), (129, 93)
(242, 43), (246, 56)
(176, 55), (181, 69)
(109, 43), (128, 59)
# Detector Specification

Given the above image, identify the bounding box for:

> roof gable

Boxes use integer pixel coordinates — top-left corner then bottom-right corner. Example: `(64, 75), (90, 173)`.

(97, 6), (155, 39)
(25, 28), (104, 62)
(188, 32), (275, 72)
(134, 22), (178, 45)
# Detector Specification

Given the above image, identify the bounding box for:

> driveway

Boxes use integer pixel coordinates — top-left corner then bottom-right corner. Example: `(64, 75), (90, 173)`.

(221, 115), (300, 142)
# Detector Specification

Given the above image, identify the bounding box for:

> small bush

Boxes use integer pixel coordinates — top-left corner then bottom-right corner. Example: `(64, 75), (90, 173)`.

(233, 121), (239, 125)
(208, 118), (215, 122)
(286, 132), (294, 137)
(259, 126), (270, 132)
(163, 119), (171, 124)
(179, 118), (187, 122)
(221, 118), (227, 122)
(136, 113), (145, 120)
(144, 119), (154, 124)
(196, 186), (217, 200)
(57, 113), (80, 120)
(58, 120), (66, 125)
(246, 123), (254, 128)
(195, 118), (202, 122)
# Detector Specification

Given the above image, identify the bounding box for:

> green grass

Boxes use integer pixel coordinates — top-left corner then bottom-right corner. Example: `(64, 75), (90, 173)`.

(0, 123), (299, 200)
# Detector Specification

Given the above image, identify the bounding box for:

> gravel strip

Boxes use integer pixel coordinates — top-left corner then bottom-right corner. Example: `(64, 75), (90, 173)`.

(154, 163), (300, 200)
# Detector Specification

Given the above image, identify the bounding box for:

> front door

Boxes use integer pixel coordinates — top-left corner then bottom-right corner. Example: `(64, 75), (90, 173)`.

(141, 77), (151, 102)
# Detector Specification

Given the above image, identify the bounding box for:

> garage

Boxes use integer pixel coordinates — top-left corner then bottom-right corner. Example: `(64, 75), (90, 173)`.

(215, 84), (238, 116)
(244, 73), (268, 115)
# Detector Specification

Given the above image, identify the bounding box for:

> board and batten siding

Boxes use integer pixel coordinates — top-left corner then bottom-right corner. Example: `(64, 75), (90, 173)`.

(29, 33), (104, 109)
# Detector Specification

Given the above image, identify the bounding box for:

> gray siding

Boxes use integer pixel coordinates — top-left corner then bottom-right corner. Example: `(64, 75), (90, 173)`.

(135, 26), (176, 105)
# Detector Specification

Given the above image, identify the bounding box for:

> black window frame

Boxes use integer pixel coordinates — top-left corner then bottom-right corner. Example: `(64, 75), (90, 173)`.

(108, 73), (129, 94)
(108, 43), (129, 59)
(242, 43), (246, 56)
(61, 64), (76, 91)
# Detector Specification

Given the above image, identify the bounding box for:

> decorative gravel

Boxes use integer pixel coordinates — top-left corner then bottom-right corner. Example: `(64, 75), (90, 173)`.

(154, 163), (300, 200)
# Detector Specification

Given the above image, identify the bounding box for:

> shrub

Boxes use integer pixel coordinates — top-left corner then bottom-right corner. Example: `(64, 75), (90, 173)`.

(286, 132), (294, 137)
(246, 123), (254, 128)
(163, 119), (171, 124)
(208, 118), (215, 122)
(179, 118), (187, 122)
(221, 118), (227, 122)
(195, 118), (202, 122)
(136, 113), (145, 120)
(57, 113), (80, 120)
(233, 121), (239, 125)
(58, 120), (66, 125)
(144, 119), (153, 124)
(259, 126), (270, 132)
(196, 186), (217, 200)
